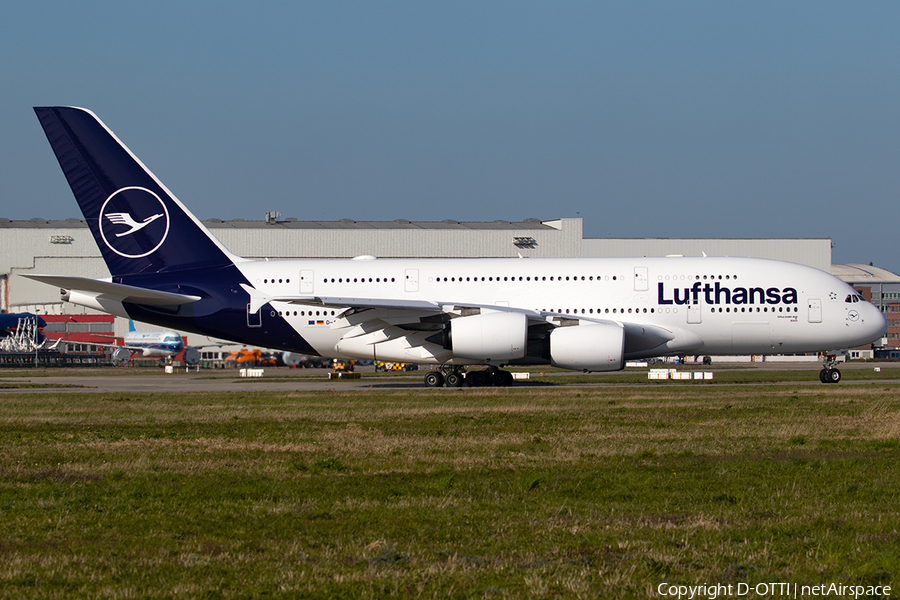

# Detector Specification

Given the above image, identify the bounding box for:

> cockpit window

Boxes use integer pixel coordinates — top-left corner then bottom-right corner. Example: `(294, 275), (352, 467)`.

(845, 293), (863, 303)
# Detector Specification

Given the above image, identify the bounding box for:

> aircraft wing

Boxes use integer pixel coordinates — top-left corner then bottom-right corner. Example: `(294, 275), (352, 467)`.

(241, 284), (438, 313)
(187, 340), (235, 349)
(21, 274), (201, 306)
(239, 284), (544, 317)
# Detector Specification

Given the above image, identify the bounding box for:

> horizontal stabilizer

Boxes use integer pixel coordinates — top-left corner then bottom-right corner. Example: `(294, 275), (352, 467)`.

(21, 274), (201, 306)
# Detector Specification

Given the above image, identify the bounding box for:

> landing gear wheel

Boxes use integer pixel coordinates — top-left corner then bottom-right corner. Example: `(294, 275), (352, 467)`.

(445, 372), (465, 387)
(490, 370), (513, 387)
(819, 353), (843, 384)
(467, 370), (489, 387)
(424, 372), (444, 388)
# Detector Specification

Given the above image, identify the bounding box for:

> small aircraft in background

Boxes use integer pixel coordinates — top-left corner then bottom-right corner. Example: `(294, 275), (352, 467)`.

(113, 321), (198, 364)
(97, 321), (227, 365)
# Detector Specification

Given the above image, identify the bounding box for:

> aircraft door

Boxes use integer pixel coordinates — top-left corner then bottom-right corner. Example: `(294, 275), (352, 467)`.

(808, 298), (822, 323)
(633, 267), (649, 292)
(405, 269), (419, 293)
(247, 303), (262, 328)
(687, 301), (702, 324)
(300, 270), (314, 294)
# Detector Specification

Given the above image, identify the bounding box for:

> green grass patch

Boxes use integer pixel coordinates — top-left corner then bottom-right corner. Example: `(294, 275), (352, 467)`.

(0, 385), (898, 597)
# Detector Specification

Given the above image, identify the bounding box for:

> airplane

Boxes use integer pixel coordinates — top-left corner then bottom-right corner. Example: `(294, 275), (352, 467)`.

(22, 107), (887, 386)
(111, 321), (199, 364)
(87, 321), (229, 365)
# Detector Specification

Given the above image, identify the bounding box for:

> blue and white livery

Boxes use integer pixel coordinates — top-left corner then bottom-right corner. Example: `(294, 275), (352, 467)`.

(23, 107), (887, 386)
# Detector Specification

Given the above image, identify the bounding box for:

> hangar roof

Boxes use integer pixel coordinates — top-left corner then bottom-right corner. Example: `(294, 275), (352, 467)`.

(0, 218), (87, 228)
(0, 217), (553, 231)
(832, 263), (900, 283)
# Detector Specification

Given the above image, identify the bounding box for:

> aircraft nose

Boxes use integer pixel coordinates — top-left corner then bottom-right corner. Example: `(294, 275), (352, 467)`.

(864, 302), (888, 342)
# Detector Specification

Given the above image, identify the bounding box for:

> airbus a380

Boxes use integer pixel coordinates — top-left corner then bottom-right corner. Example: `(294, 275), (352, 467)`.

(23, 107), (886, 386)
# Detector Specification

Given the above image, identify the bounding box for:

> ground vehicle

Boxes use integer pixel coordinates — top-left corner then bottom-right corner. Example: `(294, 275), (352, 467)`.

(333, 359), (355, 372)
(375, 362), (418, 372)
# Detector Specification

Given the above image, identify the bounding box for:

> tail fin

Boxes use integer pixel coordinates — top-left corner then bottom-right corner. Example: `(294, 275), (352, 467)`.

(128, 320), (136, 333)
(34, 107), (240, 277)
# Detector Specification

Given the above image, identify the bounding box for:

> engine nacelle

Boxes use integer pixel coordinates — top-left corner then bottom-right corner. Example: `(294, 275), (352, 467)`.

(450, 311), (527, 362)
(183, 347), (201, 365)
(550, 323), (625, 371)
(63, 290), (130, 319)
(112, 347), (132, 363)
(282, 352), (304, 367)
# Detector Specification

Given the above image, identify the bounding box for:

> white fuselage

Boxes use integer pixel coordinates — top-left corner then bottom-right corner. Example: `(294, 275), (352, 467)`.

(123, 330), (184, 357)
(233, 255), (886, 365)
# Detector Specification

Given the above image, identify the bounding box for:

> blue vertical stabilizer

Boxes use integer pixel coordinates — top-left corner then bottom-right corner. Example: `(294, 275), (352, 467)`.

(34, 107), (238, 277)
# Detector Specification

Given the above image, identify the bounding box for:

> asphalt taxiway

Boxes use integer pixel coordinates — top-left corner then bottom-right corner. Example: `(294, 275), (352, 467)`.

(1, 362), (898, 394)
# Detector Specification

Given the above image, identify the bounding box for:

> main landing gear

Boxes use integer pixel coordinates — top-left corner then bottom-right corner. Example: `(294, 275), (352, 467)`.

(423, 366), (515, 388)
(819, 354), (842, 384)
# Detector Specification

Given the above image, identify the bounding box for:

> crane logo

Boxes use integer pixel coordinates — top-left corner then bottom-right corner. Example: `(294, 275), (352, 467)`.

(99, 187), (170, 258)
(105, 211), (164, 237)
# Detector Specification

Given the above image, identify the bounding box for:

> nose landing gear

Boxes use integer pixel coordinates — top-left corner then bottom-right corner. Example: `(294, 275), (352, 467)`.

(819, 367), (842, 383)
(819, 354), (842, 384)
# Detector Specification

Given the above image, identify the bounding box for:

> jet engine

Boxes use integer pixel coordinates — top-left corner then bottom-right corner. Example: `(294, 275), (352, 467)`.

(282, 352), (304, 367)
(549, 322), (625, 371)
(112, 347), (132, 363)
(183, 347), (201, 366)
(448, 311), (527, 362)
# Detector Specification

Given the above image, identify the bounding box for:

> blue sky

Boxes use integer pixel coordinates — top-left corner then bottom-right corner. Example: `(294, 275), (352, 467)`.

(2, 2), (899, 271)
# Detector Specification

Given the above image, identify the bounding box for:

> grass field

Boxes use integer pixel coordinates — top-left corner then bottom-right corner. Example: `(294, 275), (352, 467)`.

(1, 381), (899, 598)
